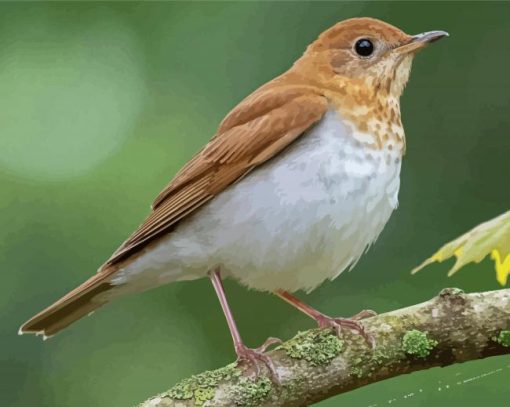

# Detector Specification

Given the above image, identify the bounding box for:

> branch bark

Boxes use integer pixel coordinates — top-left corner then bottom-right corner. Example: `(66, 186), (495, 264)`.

(138, 288), (510, 407)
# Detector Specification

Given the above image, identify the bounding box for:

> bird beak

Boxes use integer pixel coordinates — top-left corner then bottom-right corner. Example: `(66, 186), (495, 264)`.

(396, 30), (449, 54)
(412, 30), (449, 44)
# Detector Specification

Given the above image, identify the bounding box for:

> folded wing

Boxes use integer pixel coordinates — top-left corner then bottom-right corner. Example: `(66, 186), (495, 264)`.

(104, 86), (328, 268)
(19, 84), (327, 336)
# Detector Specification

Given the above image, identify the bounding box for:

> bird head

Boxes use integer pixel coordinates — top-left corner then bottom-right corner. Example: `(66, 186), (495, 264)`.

(300, 17), (448, 98)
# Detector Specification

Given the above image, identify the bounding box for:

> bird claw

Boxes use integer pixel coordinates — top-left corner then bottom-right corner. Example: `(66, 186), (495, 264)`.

(315, 313), (376, 349)
(254, 336), (283, 353)
(350, 309), (378, 321)
(235, 337), (282, 382)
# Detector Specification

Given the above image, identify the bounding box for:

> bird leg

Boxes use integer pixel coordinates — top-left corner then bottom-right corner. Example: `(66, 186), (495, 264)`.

(209, 269), (282, 379)
(275, 290), (376, 347)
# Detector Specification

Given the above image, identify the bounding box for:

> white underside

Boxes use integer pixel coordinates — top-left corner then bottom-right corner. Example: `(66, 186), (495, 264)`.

(109, 109), (402, 295)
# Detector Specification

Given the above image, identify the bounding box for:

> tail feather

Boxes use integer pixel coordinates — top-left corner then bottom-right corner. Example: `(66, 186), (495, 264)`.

(19, 273), (114, 338)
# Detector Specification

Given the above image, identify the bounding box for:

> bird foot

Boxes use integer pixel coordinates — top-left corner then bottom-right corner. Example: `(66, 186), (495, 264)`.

(235, 337), (282, 381)
(315, 311), (376, 348)
(350, 309), (378, 320)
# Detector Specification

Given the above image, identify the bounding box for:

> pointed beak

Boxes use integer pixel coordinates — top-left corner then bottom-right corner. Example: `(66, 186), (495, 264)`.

(411, 30), (449, 44)
(395, 30), (449, 54)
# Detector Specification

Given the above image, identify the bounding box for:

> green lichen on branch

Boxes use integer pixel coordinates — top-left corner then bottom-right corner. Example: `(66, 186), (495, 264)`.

(278, 328), (343, 366)
(492, 330), (510, 347)
(162, 363), (241, 406)
(348, 347), (398, 379)
(229, 376), (272, 406)
(402, 330), (438, 358)
(138, 288), (510, 407)
(192, 388), (215, 406)
(349, 357), (365, 378)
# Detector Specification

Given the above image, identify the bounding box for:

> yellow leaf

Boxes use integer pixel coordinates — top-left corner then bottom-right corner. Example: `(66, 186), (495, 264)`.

(491, 249), (510, 286)
(412, 210), (510, 285)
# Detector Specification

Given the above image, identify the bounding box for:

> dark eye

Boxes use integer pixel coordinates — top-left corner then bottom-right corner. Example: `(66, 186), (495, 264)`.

(354, 38), (374, 57)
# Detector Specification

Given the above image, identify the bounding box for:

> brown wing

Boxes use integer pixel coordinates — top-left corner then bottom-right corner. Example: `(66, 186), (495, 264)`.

(19, 85), (327, 337)
(103, 85), (328, 268)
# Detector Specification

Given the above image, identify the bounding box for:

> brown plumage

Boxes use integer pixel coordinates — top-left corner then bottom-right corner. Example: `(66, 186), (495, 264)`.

(20, 85), (328, 336)
(107, 88), (328, 266)
(19, 17), (446, 338)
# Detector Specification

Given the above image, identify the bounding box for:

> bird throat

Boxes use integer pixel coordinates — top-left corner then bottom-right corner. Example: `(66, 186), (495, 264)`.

(294, 56), (411, 153)
(328, 86), (406, 153)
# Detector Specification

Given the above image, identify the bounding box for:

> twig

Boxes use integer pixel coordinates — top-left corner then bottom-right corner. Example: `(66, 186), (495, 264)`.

(138, 288), (510, 407)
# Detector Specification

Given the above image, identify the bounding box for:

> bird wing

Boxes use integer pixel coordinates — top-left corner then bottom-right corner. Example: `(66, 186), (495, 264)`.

(19, 84), (328, 337)
(102, 84), (328, 269)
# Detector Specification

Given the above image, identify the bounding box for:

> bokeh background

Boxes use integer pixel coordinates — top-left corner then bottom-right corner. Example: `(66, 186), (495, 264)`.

(2, 1), (509, 406)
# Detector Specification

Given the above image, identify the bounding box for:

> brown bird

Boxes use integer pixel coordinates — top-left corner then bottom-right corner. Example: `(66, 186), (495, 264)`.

(20, 17), (447, 375)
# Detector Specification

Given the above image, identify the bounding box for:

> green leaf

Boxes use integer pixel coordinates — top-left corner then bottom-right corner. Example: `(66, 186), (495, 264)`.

(412, 210), (510, 285)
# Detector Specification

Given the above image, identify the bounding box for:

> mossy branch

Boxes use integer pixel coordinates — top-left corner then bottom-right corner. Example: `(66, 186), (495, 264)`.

(138, 288), (510, 407)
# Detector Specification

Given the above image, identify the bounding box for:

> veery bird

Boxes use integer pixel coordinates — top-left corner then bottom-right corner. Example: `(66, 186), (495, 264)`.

(20, 17), (448, 376)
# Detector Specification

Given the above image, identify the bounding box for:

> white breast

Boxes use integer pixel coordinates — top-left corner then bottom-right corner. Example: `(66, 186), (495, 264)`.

(111, 110), (402, 294)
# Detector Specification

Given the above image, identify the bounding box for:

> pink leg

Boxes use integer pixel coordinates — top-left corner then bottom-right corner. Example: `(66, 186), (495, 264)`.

(209, 269), (281, 378)
(275, 290), (376, 346)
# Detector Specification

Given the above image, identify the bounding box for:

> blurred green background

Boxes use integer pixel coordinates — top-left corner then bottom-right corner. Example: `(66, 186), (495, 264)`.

(2, 1), (509, 406)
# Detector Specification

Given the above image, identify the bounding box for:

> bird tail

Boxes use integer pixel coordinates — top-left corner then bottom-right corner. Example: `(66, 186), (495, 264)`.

(19, 272), (115, 338)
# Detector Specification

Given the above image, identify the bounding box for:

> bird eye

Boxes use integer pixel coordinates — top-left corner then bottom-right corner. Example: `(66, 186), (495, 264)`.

(354, 38), (374, 57)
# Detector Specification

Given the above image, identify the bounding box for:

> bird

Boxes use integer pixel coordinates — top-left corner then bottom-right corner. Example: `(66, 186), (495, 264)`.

(20, 17), (448, 376)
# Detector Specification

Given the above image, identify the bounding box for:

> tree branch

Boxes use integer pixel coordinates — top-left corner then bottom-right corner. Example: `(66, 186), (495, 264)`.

(138, 288), (510, 407)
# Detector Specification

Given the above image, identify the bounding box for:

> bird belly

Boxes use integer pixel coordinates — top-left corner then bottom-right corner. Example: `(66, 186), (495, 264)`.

(111, 110), (402, 294)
